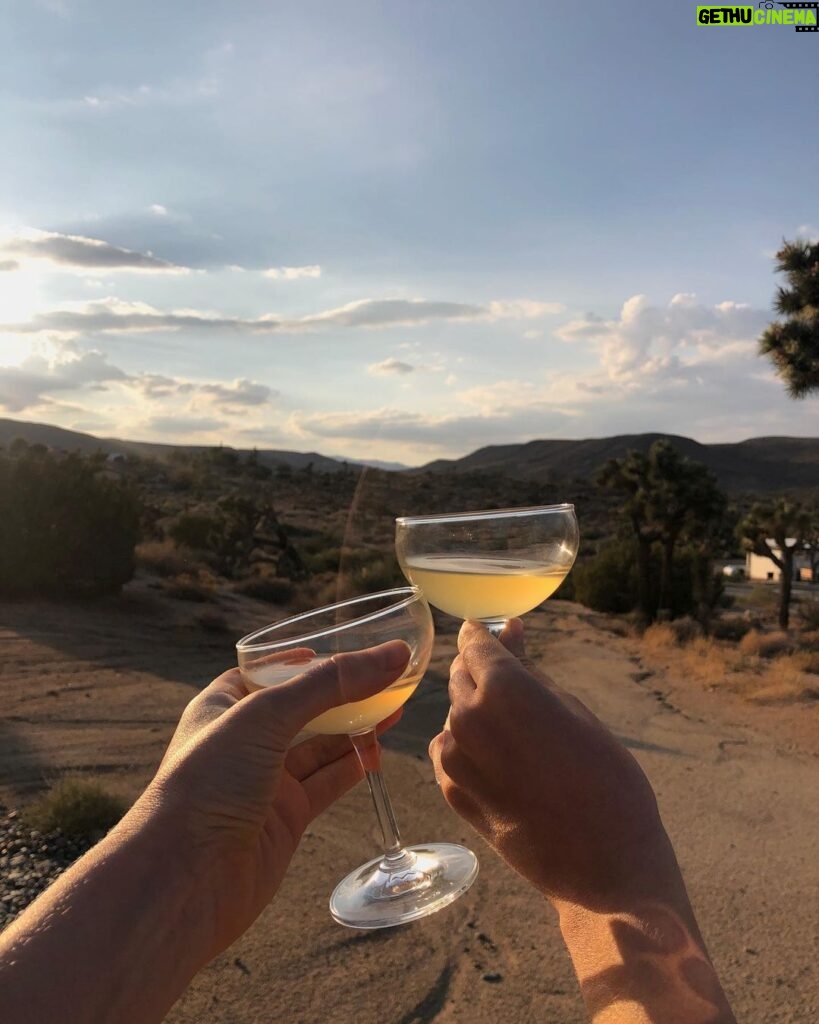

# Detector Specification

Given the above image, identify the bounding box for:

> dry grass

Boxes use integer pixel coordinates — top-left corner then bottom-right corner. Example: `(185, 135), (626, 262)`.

(26, 777), (128, 842)
(738, 630), (794, 659)
(136, 539), (201, 578)
(162, 571), (217, 602)
(640, 622), (819, 704)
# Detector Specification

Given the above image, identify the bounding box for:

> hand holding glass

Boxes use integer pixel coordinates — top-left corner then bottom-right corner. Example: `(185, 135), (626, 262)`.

(236, 587), (478, 928)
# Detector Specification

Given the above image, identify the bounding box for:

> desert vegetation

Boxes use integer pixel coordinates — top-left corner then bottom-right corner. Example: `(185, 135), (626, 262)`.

(1, 432), (817, 708)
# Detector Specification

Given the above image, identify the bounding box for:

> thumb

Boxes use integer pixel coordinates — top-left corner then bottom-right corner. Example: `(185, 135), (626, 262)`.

(238, 639), (411, 740)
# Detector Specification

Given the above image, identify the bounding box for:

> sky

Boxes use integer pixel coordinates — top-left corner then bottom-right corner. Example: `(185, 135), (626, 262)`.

(0, 0), (817, 466)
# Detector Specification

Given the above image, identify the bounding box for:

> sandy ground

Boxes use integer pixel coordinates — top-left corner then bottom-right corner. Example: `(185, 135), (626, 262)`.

(1, 586), (818, 1024)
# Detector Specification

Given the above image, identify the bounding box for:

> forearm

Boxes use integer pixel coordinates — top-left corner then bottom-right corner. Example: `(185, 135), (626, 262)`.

(555, 890), (736, 1024)
(0, 801), (212, 1024)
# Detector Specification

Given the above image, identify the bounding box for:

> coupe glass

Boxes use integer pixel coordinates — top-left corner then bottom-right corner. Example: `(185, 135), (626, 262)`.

(236, 587), (478, 929)
(395, 504), (580, 635)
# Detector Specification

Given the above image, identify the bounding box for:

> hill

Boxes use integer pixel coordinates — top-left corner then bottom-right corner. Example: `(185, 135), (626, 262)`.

(2, 418), (817, 494)
(0, 418), (354, 474)
(419, 433), (819, 493)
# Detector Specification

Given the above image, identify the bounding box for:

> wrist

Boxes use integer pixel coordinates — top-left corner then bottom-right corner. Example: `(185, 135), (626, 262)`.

(0, 795), (216, 1024)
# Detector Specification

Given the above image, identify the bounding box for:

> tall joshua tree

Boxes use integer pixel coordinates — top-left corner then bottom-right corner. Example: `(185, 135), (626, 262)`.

(738, 499), (813, 629)
(598, 449), (658, 622)
(759, 239), (819, 397)
(598, 440), (726, 621)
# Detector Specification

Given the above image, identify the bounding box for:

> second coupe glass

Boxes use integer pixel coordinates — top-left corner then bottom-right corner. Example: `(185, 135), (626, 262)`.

(395, 504), (579, 634)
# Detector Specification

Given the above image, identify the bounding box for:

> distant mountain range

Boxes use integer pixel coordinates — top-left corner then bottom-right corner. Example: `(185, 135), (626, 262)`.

(1, 418), (817, 494)
(420, 433), (819, 493)
(0, 418), (394, 474)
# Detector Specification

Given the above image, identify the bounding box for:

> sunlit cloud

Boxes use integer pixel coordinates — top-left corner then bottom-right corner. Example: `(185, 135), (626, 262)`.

(262, 265), (322, 280)
(0, 339), (276, 415)
(1, 229), (189, 274)
(142, 415), (227, 434)
(367, 357), (415, 376)
(555, 293), (768, 382)
(2, 294), (562, 338)
(0, 344), (127, 412)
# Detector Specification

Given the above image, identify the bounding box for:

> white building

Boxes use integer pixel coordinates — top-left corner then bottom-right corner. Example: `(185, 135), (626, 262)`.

(745, 540), (814, 583)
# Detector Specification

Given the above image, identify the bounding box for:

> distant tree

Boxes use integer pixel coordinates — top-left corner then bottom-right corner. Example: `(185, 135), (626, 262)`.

(644, 442), (726, 616)
(738, 499), (813, 629)
(599, 441), (728, 621)
(759, 239), (819, 397)
(0, 449), (140, 598)
(598, 450), (659, 621)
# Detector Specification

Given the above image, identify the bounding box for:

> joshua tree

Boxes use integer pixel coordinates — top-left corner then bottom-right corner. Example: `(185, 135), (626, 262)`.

(598, 450), (659, 621)
(759, 239), (819, 398)
(598, 440), (726, 621)
(738, 499), (813, 629)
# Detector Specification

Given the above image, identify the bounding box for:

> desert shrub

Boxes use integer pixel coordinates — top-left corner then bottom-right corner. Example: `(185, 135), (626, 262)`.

(800, 630), (819, 652)
(27, 778), (127, 841)
(573, 541), (639, 614)
(738, 629), (794, 659)
(135, 539), (199, 578)
(163, 573), (215, 602)
(345, 553), (404, 596)
(799, 599), (819, 631)
(669, 616), (704, 645)
(710, 617), (753, 642)
(0, 448), (140, 598)
(641, 623), (679, 651)
(168, 511), (221, 552)
(303, 547), (342, 575)
(234, 574), (295, 604)
(745, 585), (778, 609)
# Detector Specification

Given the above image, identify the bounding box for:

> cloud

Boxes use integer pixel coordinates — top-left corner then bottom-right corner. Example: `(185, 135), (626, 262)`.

(2, 294), (560, 339)
(796, 224), (819, 242)
(130, 375), (274, 407)
(197, 379), (276, 406)
(298, 297), (561, 329)
(367, 358), (415, 376)
(1, 229), (189, 274)
(79, 78), (219, 112)
(143, 415), (226, 434)
(148, 204), (170, 217)
(0, 344), (127, 412)
(0, 337), (276, 415)
(262, 265), (322, 280)
(555, 293), (768, 382)
(0, 260), (19, 272)
(291, 401), (576, 452)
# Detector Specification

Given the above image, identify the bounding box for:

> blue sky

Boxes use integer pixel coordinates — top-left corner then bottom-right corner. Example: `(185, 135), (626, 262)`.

(0, 0), (817, 464)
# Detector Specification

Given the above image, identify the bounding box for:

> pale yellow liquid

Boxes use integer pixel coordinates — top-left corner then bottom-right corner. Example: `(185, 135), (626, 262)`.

(402, 555), (567, 620)
(241, 658), (421, 735)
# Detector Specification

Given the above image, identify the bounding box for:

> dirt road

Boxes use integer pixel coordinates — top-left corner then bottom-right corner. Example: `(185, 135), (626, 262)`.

(1, 592), (816, 1023)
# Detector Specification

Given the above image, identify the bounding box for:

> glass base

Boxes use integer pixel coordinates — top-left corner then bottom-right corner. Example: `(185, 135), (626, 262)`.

(329, 843), (479, 929)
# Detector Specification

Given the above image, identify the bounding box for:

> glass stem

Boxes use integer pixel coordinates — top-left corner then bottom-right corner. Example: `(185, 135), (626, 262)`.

(351, 732), (405, 860)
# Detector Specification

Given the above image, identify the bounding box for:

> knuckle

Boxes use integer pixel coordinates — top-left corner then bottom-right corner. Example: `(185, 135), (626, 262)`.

(447, 700), (484, 745)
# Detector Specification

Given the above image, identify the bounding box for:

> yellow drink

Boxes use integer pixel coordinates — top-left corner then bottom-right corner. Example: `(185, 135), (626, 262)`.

(241, 658), (421, 735)
(402, 555), (567, 620)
